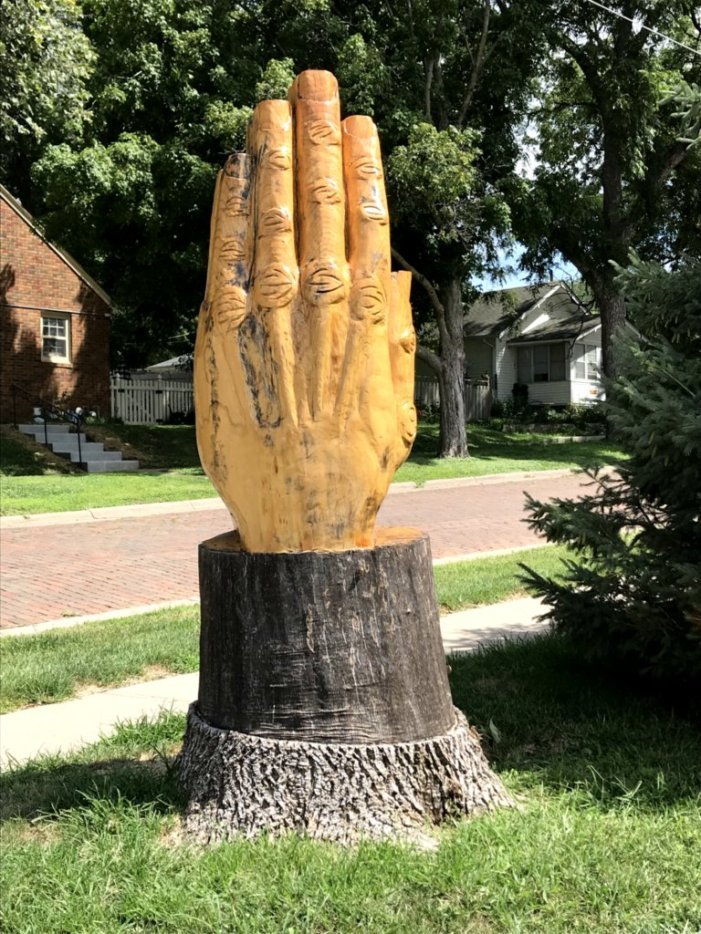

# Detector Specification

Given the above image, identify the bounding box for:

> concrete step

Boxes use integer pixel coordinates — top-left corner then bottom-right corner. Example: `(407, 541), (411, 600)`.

(53, 445), (124, 463)
(20, 424), (74, 439)
(83, 460), (140, 473)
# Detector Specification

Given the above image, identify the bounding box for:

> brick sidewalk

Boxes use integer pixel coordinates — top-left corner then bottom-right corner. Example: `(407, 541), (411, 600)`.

(0, 473), (586, 629)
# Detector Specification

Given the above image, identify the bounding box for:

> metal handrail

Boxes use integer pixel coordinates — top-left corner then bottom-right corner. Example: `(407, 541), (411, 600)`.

(10, 383), (88, 468)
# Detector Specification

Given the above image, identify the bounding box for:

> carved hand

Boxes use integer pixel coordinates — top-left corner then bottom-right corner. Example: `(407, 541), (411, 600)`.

(195, 71), (416, 552)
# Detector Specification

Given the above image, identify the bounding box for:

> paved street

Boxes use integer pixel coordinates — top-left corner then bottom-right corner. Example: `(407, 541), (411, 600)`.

(0, 472), (587, 629)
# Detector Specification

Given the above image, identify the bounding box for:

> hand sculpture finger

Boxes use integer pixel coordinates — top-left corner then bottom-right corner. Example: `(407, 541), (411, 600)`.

(205, 154), (251, 334)
(290, 71), (350, 419)
(389, 270), (418, 455)
(249, 100), (299, 425)
(195, 154), (252, 481)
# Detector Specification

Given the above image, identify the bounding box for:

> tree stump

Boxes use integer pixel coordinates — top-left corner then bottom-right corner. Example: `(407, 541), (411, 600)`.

(179, 528), (511, 844)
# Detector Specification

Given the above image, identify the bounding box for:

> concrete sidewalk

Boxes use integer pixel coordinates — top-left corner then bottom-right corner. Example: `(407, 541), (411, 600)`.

(0, 597), (547, 768)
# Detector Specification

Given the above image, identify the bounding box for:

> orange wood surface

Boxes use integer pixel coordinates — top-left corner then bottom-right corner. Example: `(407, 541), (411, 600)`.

(195, 71), (416, 552)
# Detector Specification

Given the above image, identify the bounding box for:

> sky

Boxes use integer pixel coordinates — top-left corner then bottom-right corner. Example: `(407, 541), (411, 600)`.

(473, 244), (578, 292)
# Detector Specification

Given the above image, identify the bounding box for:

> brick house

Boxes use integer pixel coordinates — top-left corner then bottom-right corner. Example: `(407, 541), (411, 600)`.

(0, 184), (111, 423)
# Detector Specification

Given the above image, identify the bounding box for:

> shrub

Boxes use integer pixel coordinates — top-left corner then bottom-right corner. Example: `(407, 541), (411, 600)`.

(521, 256), (701, 686)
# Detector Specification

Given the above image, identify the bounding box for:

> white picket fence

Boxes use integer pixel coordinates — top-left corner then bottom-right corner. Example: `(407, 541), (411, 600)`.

(111, 374), (492, 424)
(111, 375), (194, 424)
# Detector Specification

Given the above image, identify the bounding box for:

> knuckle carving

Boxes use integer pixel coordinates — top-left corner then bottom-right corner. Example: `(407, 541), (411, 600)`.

(307, 120), (341, 146)
(351, 155), (382, 179)
(303, 261), (348, 306)
(359, 197), (388, 224)
(351, 277), (386, 324)
(224, 191), (249, 217)
(399, 401), (418, 445)
(264, 147), (292, 171)
(218, 237), (246, 263)
(214, 285), (248, 331)
(310, 177), (342, 204)
(254, 263), (297, 308)
(398, 327), (416, 355)
(260, 208), (292, 236)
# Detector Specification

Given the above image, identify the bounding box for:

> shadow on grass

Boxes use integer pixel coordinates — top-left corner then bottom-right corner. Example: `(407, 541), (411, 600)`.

(449, 634), (701, 810)
(2, 636), (698, 826)
(0, 716), (187, 822)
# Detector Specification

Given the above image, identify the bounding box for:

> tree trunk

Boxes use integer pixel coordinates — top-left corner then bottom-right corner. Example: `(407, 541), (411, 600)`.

(596, 288), (627, 380)
(438, 278), (468, 457)
(179, 529), (511, 844)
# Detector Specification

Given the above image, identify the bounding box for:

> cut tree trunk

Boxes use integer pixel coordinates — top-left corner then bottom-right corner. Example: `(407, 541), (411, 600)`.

(179, 528), (511, 844)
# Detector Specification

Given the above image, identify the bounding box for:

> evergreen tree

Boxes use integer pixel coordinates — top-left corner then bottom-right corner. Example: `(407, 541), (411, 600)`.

(522, 256), (701, 685)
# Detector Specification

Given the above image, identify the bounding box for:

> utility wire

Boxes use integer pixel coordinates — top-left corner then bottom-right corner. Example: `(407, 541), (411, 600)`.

(581, 0), (701, 57)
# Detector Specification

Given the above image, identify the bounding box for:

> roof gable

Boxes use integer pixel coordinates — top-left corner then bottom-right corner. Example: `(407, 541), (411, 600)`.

(464, 281), (566, 338)
(0, 184), (111, 307)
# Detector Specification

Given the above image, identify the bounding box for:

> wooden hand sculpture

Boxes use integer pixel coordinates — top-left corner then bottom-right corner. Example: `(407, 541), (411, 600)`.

(195, 71), (416, 552)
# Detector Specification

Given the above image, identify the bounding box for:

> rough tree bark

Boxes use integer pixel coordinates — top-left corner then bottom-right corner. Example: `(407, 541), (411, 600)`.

(179, 529), (511, 844)
(438, 278), (468, 457)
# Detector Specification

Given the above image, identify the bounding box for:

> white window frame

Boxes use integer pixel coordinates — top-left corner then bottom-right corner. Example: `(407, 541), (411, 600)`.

(574, 342), (601, 381)
(516, 343), (567, 384)
(41, 313), (72, 364)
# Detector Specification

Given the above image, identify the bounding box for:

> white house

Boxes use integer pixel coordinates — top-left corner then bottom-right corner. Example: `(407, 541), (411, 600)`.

(418, 281), (636, 410)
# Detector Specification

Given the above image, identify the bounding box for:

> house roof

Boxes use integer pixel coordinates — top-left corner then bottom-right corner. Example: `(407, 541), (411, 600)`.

(0, 184), (111, 307)
(508, 313), (601, 344)
(464, 282), (561, 337)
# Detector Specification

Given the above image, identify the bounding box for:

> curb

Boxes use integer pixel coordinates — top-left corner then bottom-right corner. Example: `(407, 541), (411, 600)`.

(0, 468), (583, 530)
(0, 543), (553, 637)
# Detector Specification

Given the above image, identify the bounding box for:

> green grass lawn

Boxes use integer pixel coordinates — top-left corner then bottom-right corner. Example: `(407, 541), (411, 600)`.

(0, 546), (569, 712)
(1, 635), (699, 933)
(395, 423), (625, 484)
(0, 422), (625, 516)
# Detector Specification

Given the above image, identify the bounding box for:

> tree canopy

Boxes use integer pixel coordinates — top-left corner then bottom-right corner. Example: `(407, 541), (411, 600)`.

(1, 0), (699, 451)
(512, 0), (701, 376)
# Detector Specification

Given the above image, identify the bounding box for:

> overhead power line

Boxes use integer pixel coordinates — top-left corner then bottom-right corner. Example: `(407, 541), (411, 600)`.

(581, 0), (701, 57)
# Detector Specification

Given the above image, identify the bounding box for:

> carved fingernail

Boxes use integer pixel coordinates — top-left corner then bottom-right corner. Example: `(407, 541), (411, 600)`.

(399, 401), (417, 444)
(295, 70), (338, 102)
(307, 120), (341, 146)
(343, 115), (376, 138)
(351, 278), (385, 323)
(310, 178), (341, 204)
(260, 208), (292, 235)
(255, 264), (296, 308)
(214, 286), (247, 330)
(399, 327), (416, 354)
(303, 262), (348, 305)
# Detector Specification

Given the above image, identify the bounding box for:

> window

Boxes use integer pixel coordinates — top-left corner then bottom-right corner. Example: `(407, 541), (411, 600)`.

(41, 315), (71, 363)
(516, 343), (567, 383)
(574, 343), (601, 380)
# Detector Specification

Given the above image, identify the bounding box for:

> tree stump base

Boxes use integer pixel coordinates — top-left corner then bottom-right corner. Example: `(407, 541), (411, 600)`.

(180, 704), (511, 844)
(179, 528), (511, 843)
